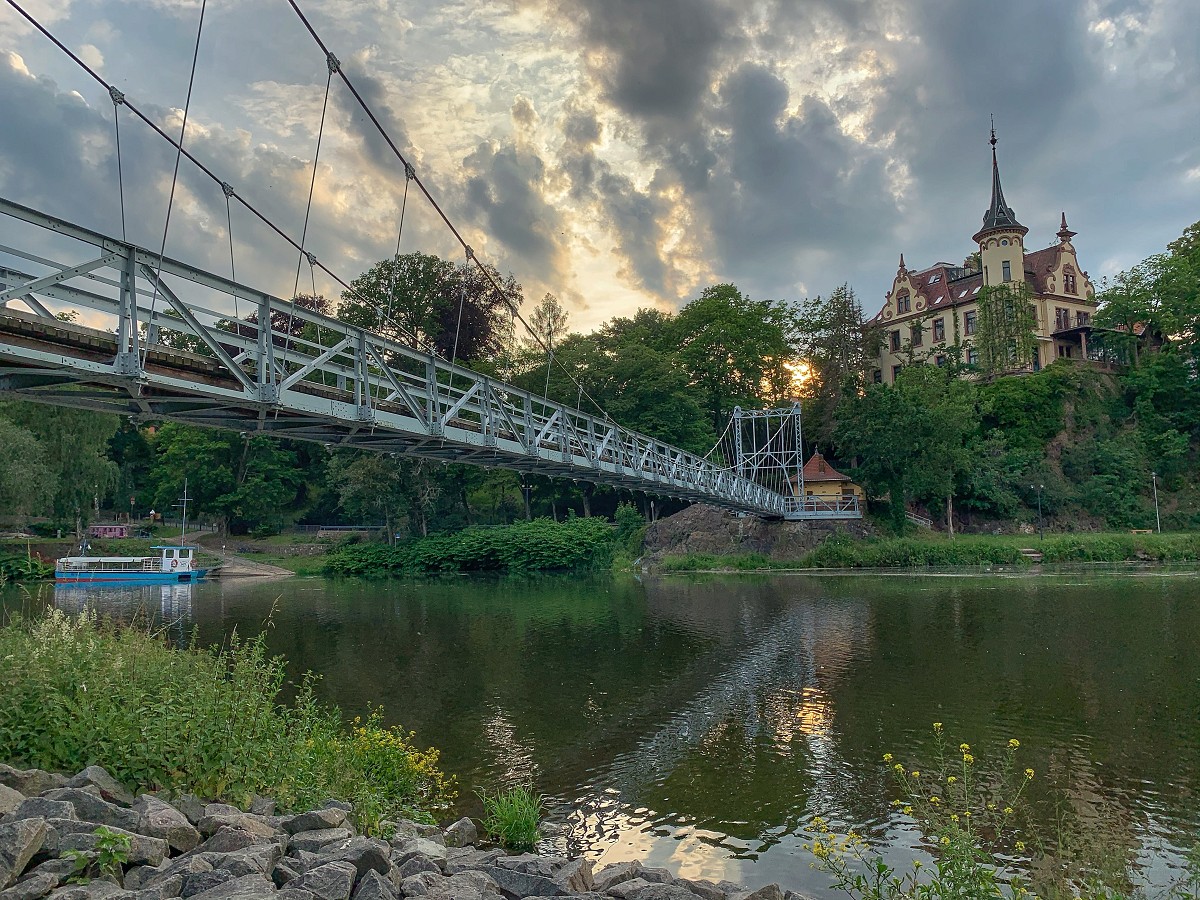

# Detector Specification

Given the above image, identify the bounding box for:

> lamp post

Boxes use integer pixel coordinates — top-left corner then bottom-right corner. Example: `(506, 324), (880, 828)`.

(1152, 472), (1161, 533)
(1031, 483), (1044, 540)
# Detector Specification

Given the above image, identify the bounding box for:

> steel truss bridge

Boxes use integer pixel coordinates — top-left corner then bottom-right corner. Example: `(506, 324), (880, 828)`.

(0, 198), (859, 520)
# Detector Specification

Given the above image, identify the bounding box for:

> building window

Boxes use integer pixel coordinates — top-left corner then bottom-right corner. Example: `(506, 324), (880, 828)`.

(1078, 311), (1090, 326)
(911, 323), (923, 347)
(1064, 266), (1077, 294)
(967, 347), (979, 366)
(892, 364), (903, 381)
(1002, 260), (1012, 282)
(1032, 348), (1040, 371)
(896, 292), (911, 313)
(933, 318), (945, 342)
(890, 330), (901, 352)
(873, 369), (882, 384)
(964, 310), (977, 336)
(1055, 307), (1069, 330)
(935, 354), (946, 367)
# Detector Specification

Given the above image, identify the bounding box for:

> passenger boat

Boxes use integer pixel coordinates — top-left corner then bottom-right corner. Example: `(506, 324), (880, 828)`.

(55, 545), (209, 584)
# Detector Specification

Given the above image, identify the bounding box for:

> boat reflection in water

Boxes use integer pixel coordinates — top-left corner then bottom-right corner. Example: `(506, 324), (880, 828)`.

(53, 582), (195, 639)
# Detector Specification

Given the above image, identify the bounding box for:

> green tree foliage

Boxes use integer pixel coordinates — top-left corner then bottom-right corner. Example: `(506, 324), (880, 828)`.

(0, 418), (57, 518)
(973, 282), (1038, 378)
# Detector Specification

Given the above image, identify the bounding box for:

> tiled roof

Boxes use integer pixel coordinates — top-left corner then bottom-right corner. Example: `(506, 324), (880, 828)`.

(868, 264), (982, 324)
(802, 452), (852, 483)
(1022, 244), (1062, 293)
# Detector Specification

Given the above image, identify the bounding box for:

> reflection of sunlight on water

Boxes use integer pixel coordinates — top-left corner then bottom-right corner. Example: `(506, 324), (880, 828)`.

(482, 704), (540, 787)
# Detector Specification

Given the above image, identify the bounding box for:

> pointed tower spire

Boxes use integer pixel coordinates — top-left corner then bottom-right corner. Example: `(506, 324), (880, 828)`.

(898, 252), (906, 272)
(1057, 211), (1076, 243)
(973, 121), (1028, 244)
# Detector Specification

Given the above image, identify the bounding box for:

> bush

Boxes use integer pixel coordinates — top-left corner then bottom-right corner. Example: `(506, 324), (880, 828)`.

(0, 552), (54, 583)
(480, 786), (542, 852)
(0, 611), (453, 833)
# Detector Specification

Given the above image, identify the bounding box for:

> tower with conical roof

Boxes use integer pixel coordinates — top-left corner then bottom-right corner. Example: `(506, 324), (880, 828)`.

(972, 124), (1027, 288)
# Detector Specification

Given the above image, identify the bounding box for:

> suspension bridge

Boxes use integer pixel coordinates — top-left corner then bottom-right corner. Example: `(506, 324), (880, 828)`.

(0, 2), (860, 521)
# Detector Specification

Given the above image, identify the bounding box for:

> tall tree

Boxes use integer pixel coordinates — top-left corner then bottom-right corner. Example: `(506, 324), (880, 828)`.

(326, 451), (410, 544)
(527, 293), (570, 350)
(974, 282), (1039, 377)
(0, 418), (57, 519)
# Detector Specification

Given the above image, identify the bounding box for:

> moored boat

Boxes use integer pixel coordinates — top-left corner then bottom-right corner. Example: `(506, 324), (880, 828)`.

(55, 545), (208, 584)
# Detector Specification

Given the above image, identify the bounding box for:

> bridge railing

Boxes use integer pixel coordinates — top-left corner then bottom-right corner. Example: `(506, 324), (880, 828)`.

(0, 197), (790, 516)
(782, 495), (862, 520)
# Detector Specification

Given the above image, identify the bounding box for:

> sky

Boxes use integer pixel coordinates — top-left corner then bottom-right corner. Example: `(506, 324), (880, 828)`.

(1, 0), (1198, 332)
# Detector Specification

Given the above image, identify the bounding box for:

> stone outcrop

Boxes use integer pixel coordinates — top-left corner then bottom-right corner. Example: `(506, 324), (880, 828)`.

(0, 764), (812, 900)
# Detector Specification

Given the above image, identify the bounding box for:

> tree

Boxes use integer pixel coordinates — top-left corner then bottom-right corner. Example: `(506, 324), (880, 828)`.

(672, 284), (796, 430)
(326, 451), (410, 544)
(527, 293), (570, 350)
(0, 418), (57, 519)
(973, 282), (1038, 378)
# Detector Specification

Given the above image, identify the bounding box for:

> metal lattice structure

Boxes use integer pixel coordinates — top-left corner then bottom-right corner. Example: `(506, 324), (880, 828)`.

(0, 197), (851, 517)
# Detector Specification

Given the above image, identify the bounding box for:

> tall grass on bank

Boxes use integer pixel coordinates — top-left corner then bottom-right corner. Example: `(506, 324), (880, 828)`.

(0, 611), (453, 832)
(324, 517), (618, 577)
(0, 552), (54, 583)
(659, 532), (1200, 572)
(480, 786), (543, 852)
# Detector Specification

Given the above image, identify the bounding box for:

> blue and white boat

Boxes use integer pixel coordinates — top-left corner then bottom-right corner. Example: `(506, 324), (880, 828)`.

(55, 545), (209, 584)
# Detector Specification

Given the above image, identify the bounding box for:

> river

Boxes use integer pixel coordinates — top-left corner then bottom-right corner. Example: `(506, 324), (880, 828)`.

(3, 570), (1198, 896)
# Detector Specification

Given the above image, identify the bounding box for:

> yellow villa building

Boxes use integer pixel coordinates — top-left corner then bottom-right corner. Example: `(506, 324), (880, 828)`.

(870, 131), (1098, 383)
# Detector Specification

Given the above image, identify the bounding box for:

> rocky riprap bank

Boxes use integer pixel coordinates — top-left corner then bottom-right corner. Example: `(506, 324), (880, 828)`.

(0, 765), (810, 900)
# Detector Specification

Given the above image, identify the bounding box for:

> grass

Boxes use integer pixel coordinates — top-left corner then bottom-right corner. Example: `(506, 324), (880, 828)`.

(479, 786), (543, 852)
(0, 610), (453, 833)
(657, 531), (1200, 573)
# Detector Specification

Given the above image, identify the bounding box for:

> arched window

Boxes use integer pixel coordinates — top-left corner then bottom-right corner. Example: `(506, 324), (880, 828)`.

(1063, 265), (1077, 295)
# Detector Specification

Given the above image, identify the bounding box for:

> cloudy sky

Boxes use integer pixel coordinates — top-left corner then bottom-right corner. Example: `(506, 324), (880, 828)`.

(1, 0), (1198, 331)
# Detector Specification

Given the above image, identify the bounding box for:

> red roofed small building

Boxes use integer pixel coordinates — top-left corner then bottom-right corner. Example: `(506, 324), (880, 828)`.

(790, 452), (866, 505)
(870, 128), (1097, 384)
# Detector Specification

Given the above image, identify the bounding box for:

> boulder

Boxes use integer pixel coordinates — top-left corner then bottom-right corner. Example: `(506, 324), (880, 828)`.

(134, 798), (201, 854)
(442, 850), (503, 877)
(606, 879), (652, 900)
(131, 855), (214, 892)
(481, 867), (567, 899)
(312, 839), (388, 881)
(440, 822), (475, 851)
(196, 817), (275, 843)
(20, 859), (76, 888)
(58, 828), (169, 867)
(623, 886), (696, 900)
(132, 875), (184, 900)
(552, 859), (593, 894)
(279, 813), (343, 838)
(389, 840), (445, 870)
(270, 862), (302, 889)
(389, 824), (440, 843)
(169, 799), (206, 829)
(0, 789), (25, 819)
(182, 873), (236, 900)
(44, 882), (125, 900)
(394, 857), (438, 880)
(186, 874), (277, 900)
(591, 864), (642, 894)
(637, 871), (673, 887)
(494, 856), (565, 879)
(65, 769), (134, 809)
(43, 791), (140, 833)
(5, 800), (76, 824)
(212, 845), (283, 880)
(739, 887), (783, 900)
(347, 872), (393, 900)
(273, 891), (314, 900)
(1, 871), (59, 900)
(675, 881), (724, 900)
(289, 863), (356, 900)
(287, 833), (351, 857)
(247, 802), (275, 820)
(194, 830), (272, 857)
(0, 770), (65, 799)
(395, 873), (440, 898)
(1, 818), (48, 889)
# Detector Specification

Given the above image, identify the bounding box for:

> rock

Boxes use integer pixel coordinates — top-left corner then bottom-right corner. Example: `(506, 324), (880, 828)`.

(482, 867), (567, 899)
(279, 813), (344, 839)
(390, 824), (439, 843)
(58, 829), (169, 867)
(0, 789), (25, 819)
(134, 798), (201, 854)
(396, 874), (437, 898)
(1, 818), (47, 889)
(5, 800), (76, 824)
(186, 874), (277, 900)
(132, 856), (214, 892)
(42, 792), (140, 834)
(247, 802), (275, 820)
(20, 859), (76, 888)
(606, 880), (652, 900)
(66, 769), (134, 809)
(442, 850), (503, 877)
(133, 875), (184, 900)
(195, 830), (272, 857)
(440, 822), (475, 851)
(739, 887), (782, 900)
(0, 770), (65, 799)
(287, 832), (351, 856)
(494, 857), (565, 879)
(170, 799), (206, 829)
(312, 839), (388, 881)
(347, 872), (393, 900)
(591, 865), (642, 895)
(182, 873), (236, 900)
(552, 860), (593, 894)
(390, 840), (445, 869)
(270, 862), (302, 889)
(1, 872), (59, 900)
(274, 891), (313, 900)
(289, 863), (356, 900)
(395, 857), (438, 880)
(676, 881), (724, 900)
(196, 816), (276, 843)
(44, 882), (125, 900)
(623, 887), (697, 900)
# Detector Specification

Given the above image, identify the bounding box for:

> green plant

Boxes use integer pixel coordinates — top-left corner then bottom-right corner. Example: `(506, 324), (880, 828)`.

(480, 786), (543, 852)
(62, 826), (132, 883)
(0, 611), (454, 832)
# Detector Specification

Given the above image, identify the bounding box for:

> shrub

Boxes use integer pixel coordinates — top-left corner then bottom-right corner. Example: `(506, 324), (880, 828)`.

(0, 552), (54, 583)
(480, 786), (542, 852)
(0, 611), (453, 832)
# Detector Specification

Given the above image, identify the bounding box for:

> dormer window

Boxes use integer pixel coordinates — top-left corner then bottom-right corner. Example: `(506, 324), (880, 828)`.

(897, 292), (911, 313)
(1064, 265), (1077, 294)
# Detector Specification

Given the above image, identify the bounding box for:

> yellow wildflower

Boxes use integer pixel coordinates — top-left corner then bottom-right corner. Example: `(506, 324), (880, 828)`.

(929, 796), (941, 804)
(1024, 768), (1035, 779)
(959, 743), (971, 753)
(1015, 841), (1026, 852)
(947, 776), (957, 784)
(1008, 738), (1020, 749)
(1004, 807), (1014, 816)
(911, 770), (920, 778)
(883, 753), (894, 763)
(933, 722), (943, 731)
(903, 805), (913, 815)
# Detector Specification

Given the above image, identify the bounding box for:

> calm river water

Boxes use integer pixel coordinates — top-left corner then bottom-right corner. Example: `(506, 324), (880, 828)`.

(4, 570), (1199, 896)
